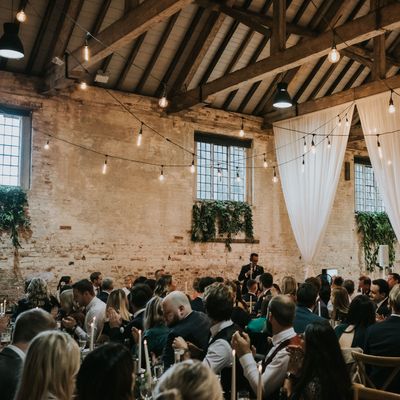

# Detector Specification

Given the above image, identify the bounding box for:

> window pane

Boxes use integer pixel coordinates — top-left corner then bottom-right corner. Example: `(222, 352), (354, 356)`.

(355, 162), (384, 212)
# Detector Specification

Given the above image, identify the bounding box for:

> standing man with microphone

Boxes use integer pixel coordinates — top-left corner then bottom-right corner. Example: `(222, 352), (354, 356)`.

(238, 253), (264, 295)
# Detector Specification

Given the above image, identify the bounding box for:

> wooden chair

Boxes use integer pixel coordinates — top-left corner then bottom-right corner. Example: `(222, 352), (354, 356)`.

(351, 352), (400, 391)
(353, 383), (400, 400)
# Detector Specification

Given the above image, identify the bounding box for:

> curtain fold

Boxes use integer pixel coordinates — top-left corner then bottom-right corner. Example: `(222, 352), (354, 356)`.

(356, 91), (400, 240)
(273, 103), (354, 268)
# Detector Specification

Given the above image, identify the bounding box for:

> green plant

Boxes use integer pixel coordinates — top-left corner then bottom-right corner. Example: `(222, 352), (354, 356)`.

(0, 186), (31, 249)
(355, 211), (397, 271)
(191, 200), (254, 250)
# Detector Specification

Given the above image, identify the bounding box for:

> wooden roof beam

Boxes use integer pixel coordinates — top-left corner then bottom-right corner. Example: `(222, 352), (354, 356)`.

(168, 2), (400, 113)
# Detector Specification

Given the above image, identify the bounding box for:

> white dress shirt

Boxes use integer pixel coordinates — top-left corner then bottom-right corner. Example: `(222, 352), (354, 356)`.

(75, 296), (106, 340)
(7, 344), (25, 360)
(203, 320), (234, 374)
(240, 327), (296, 396)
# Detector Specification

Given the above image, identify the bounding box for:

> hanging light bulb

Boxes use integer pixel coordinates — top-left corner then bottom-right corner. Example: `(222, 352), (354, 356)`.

(327, 40), (340, 64)
(311, 135), (316, 154)
(102, 156), (108, 174)
(338, 116), (342, 127)
(377, 135), (383, 159)
(272, 167), (279, 183)
(16, 9), (27, 23)
(217, 163), (222, 177)
(190, 157), (195, 174)
(345, 116), (350, 127)
(159, 84), (169, 109)
(327, 136), (331, 149)
(303, 137), (307, 153)
(159, 165), (165, 181)
(263, 154), (268, 168)
(83, 34), (90, 62)
(137, 123), (143, 146)
(301, 155), (305, 173)
(79, 81), (87, 90)
(389, 90), (396, 114)
(44, 140), (50, 150)
(239, 118), (245, 137)
(236, 167), (241, 183)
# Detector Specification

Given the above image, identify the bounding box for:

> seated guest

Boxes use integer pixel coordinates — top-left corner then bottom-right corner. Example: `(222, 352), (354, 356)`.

(90, 272), (103, 296)
(331, 287), (349, 322)
(76, 343), (133, 400)
(57, 289), (85, 328)
(232, 295), (301, 399)
(335, 295), (375, 348)
(0, 309), (56, 400)
(281, 276), (297, 300)
(133, 276), (148, 286)
(364, 284), (400, 393)
(15, 331), (80, 400)
(62, 279), (106, 341)
(243, 279), (258, 303)
(144, 278), (156, 293)
(247, 297), (269, 333)
(371, 278), (390, 318)
(97, 277), (114, 303)
(254, 272), (274, 315)
(225, 280), (251, 329)
(154, 360), (223, 400)
(332, 276), (344, 288)
(358, 275), (371, 296)
(15, 277), (53, 316)
(56, 276), (72, 301)
(293, 283), (324, 334)
(122, 274), (134, 296)
(191, 276), (216, 313)
(283, 320), (352, 400)
(155, 274), (176, 298)
(162, 291), (210, 368)
(343, 279), (356, 302)
(305, 277), (329, 319)
(388, 273), (400, 290)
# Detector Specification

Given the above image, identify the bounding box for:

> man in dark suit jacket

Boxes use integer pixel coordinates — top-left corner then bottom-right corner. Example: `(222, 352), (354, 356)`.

(97, 277), (114, 304)
(238, 253), (264, 294)
(190, 277), (216, 313)
(293, 283), (324, 334)
(0, 308), (56, 400)
(162, 291), (210, 368)
(364, 284), (400, 393)
(371, 279), (391, 318)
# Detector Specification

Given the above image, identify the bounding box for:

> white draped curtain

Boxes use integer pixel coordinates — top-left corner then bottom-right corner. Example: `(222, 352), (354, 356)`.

(273, 103), (355, 269)
(356, 92), (400, 240)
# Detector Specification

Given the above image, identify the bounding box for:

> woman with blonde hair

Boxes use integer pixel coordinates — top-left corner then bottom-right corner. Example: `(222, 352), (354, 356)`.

(281, 276), (297, 299)
(58, 289), (85, 330)
(154, 360), (223, 400)
(14, 330), (80, 400)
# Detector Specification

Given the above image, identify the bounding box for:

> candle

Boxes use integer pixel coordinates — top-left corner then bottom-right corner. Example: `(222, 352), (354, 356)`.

(318, 300), (321, 317)
(3, 300), (6, 313)
(231, 349), (236, 400)
(0, 303), (3, 316)
(138, 329), (142, 371)
(257, 364), (262, 400)
(144, 340), (152, 386)
(89, 316), (96, 351)
(249, 298), (253, 314)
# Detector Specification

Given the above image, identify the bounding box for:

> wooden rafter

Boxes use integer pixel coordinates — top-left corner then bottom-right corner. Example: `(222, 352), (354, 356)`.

(271, 0), (286, 54)
(324, 59), (355, 96)
(371, 0), (386, 80)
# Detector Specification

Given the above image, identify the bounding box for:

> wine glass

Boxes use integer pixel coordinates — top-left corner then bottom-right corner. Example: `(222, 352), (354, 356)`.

(78, 339), (87, 351)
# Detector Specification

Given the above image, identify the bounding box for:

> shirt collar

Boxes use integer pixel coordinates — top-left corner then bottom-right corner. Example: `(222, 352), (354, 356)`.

(272, 327), (296, 347)
(86, 296), (99, 311)
(377, 297), (388, 308)
(391, 313), (400, 318)
(210, 320), (233, 338)
(7, 344), (26, 360)
(133, 308), (145, 318)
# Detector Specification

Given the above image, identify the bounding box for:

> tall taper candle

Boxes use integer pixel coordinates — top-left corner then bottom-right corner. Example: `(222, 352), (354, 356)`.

(231, 349), (236, 400)
(138, 329), (142, 371)
(257, 364), (262, 400)
(318, 300), (321, 317)
(89, 316), (96, 351)
(144, 340), (152, 386)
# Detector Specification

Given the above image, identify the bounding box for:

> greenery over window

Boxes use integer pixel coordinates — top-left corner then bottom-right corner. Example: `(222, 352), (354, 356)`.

(191, 200), (254, 251)
(355, 211), (397, 271)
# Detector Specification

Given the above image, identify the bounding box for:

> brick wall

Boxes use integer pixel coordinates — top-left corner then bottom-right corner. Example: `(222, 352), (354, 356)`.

(0, 72), (393, 301)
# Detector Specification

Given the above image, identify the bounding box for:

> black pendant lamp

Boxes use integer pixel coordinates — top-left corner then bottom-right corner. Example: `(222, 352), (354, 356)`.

(0, 22), (24, 59)
(273, 82), (293, 109)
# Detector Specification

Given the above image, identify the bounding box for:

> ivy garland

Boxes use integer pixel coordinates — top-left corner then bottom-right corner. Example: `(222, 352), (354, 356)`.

(191, 200), (254, 251)
(0, 186), (31, 249)
(355, 211), (397, 271)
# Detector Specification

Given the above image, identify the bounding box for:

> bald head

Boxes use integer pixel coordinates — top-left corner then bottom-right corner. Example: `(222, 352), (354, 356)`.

(269, 294), (295, 328)
(162, 291), (192, 327)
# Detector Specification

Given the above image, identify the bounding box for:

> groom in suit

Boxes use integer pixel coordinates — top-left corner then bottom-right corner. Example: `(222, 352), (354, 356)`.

(238, 253), (264, 294)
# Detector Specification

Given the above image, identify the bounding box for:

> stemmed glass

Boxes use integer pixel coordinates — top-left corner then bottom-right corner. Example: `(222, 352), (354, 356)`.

(78, 339), (87, 351)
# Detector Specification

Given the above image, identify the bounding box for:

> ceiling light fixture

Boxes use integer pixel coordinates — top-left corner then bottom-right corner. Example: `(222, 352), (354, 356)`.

(273, 82), (293, 109)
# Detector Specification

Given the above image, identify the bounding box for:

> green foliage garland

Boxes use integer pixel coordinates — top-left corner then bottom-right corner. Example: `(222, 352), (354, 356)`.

(191, 200), (254, 250)
(0, 186), (31, 249)
(355, 211), (397, 271)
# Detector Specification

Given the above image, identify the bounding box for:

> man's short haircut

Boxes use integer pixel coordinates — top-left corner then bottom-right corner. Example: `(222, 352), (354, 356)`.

(130, 284), (153, 309)
(144, 279), (156, 292)
(269, 295), (295, 327)
(73, 279), (95, 296)
(204, 283), (233, 322)
(198, 277), (216, 293)
(260, 273), (273, 288)
(89, 272), (102, 283)
(246, 279), (257, 290)
(297, 283), (318, 308)
(333, 276), (344, 287)
(250, 253), (258, 259)
(389, 284), (400, 313)
(133, 276), (147, 286)
(372, 279), (390, 297)
(13, 308), (56, 343)
(359, 276), (371, 286)
(343, 279), (355, 296)
(389, 273), (400, 282)
(305, 277), (321, 292)
(102, 278), (114, 291)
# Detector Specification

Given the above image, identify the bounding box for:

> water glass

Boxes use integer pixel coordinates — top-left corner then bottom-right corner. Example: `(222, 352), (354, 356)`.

(78, 339), (87, 351)
(174, 348), (184, 364)
(153, 364), (164, 379)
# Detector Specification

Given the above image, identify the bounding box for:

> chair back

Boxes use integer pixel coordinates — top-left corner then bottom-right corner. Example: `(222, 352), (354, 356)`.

(353, 383), (400, 400)
(351, 352), (400, 391)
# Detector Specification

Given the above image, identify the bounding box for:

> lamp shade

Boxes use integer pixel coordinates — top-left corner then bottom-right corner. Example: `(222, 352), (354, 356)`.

(0, 23), (24, 59)
(273, 82), (292, 109)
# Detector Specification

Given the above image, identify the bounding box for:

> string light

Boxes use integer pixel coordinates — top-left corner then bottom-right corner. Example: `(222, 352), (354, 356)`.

(16, 9), (27, 23)
(239, 118), (245, 137)
(159, 84), (169, 109)
(389, 90), (396, 114)
(263, 154), (268, 168)
(272, 167), (279, 183)
(337, 116), (342, 127)
(190, 157), (195, 174)
(303, 137), (307, 153)
(311, 135), (316, 154)
(79, 81), (88, 90)
(345, 116), (350, 127)
(83, 34), (90, 62)
(301, 155), (305, 173)
(44, 140), (50, 150)
(102, 155), (108, 174)
(328, 38), (340, 64)
(137, 123), (143, 146)
(236, 166), (241, 182)
(327, 136), (331, 149)
(159, 165), (165, 181)
(377, 135), (383, 159)
(217, 163), (222, 177)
